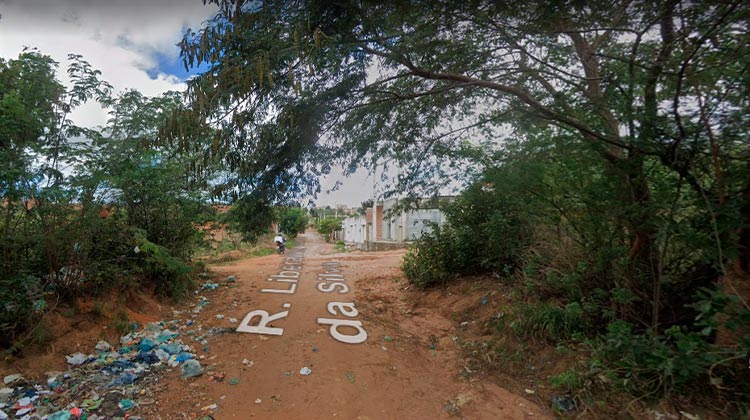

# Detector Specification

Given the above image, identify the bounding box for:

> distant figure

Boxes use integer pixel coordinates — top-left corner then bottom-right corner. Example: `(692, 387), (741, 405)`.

(274, 233), (286, 254)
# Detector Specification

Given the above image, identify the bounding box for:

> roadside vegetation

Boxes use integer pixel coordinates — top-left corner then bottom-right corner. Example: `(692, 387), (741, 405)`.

(0, 51), (218, 352)
(402, 139), (750, 413)
(3, 0), (749, 416)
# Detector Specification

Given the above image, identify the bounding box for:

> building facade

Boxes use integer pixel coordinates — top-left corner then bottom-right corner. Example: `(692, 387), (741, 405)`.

(340, 197), (451, 250)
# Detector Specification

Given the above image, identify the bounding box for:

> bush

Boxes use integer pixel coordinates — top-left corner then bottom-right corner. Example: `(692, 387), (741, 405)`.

(402, 224), (461, 288)
(402, 167), (535, 288)
(581, 287), (750, 403)
(136, 235), (195, 300)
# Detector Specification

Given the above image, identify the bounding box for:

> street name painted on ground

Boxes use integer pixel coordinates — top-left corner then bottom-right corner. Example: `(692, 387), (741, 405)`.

(235, 249), (368, 344)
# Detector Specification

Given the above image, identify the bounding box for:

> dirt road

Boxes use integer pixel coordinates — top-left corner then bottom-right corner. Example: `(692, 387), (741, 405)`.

(153, 232), (547, 419)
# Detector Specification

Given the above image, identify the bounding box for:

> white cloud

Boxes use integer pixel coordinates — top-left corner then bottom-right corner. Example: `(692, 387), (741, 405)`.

(0, 0), (216, 128)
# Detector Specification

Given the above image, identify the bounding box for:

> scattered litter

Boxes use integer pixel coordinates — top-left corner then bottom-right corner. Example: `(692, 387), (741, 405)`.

(226, 275), (237, 283)
(2, 374), (23, 385)
(95, 340), (111, 351)
(65, 352), (87, 365)
(202, 282), (219, 290)
(215, 314), (225, 320)
(259, 336), (269, 341)
(47, 411), (70, 420)
(0, 288), (228, 418)
(282, 371), (293, 377)
(312, 346), (319, 353)
(525, 389), (535, 395)
(209, 372), (226, 382)
(255, 398), (262, 404)
(480, 296), (489, 305)
(109, 372), (137, 387)
(202, 403), (218, 411)
(551, 395), (576, 412)
(242, 359), (254, 367)
(228, 317), (238, 323)
(300, 367), (312, 376)
(181, 359), (203, 379)
(344, 371), (356, 384)
(139, 337), (156, 352)
(82, 398), (102, 410)
(119, 399), (136, 411)
(383, 335), (393, 342)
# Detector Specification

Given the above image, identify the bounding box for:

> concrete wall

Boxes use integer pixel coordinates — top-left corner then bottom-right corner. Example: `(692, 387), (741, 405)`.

(342, 215), (367, 244)
(341, 197), (451, 250)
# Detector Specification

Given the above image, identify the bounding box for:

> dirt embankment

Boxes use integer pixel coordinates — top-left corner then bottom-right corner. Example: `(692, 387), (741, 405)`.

(2, 232), (549, 419)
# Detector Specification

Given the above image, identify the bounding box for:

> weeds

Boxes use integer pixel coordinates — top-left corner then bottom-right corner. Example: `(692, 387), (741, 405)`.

(112, 310), (131, 335)
(550, 370), (583, 393)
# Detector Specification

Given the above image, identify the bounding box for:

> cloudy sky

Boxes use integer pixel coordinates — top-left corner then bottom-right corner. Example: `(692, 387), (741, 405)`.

(0, 0), (216, 127)
(0, 0), (376, 206)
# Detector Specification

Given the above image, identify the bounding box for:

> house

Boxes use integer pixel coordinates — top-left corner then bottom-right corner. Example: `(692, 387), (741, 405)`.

(340, 197), (452, 251)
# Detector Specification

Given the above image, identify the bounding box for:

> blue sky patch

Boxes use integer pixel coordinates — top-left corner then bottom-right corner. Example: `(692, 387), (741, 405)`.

(149, 50), (210, 81)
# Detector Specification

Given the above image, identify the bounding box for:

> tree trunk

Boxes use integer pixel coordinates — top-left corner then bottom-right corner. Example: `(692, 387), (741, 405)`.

(619, 154), (660, 328)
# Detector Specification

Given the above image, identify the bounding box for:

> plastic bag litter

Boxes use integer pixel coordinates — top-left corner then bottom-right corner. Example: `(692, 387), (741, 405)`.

(66, 352), (88, 365)
(48, 410), (71, 420)
(157, 329), (179, 342)
(175, 353), (194, 363)
(3, 374), (23, 385)
(299, 367), (312, 376)
(181, 359), (203, 378)
(119, 399), (136, 411)
(136, 351), (160, 364)
(139, 338), (156, 352)
(95, 340), (111, 351)
(160, 342), (181, 354)
(108, 372), (137, 387)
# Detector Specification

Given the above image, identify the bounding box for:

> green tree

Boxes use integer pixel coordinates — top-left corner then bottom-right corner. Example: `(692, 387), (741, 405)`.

(182, 0), (750, 327)
(277, 206), (309, 238)
(316, 218), (341, 242)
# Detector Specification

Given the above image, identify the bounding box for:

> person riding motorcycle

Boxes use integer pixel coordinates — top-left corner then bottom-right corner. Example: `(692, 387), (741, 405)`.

(274, 233), (286, 254)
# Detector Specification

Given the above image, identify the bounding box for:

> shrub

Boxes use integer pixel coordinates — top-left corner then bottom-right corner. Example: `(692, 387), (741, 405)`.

(500, 302), (587, 342)
(550, 370), (583, 393)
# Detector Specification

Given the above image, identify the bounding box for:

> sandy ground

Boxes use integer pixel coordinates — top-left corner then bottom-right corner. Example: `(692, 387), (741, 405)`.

(148, 232), (548, 419)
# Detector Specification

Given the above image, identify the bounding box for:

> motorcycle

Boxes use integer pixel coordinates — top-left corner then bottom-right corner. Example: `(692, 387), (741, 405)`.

(276, 241), (286, 255)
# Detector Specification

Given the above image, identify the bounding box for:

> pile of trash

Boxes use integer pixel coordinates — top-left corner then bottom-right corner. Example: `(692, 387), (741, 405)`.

(0, 277), (237, 420)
